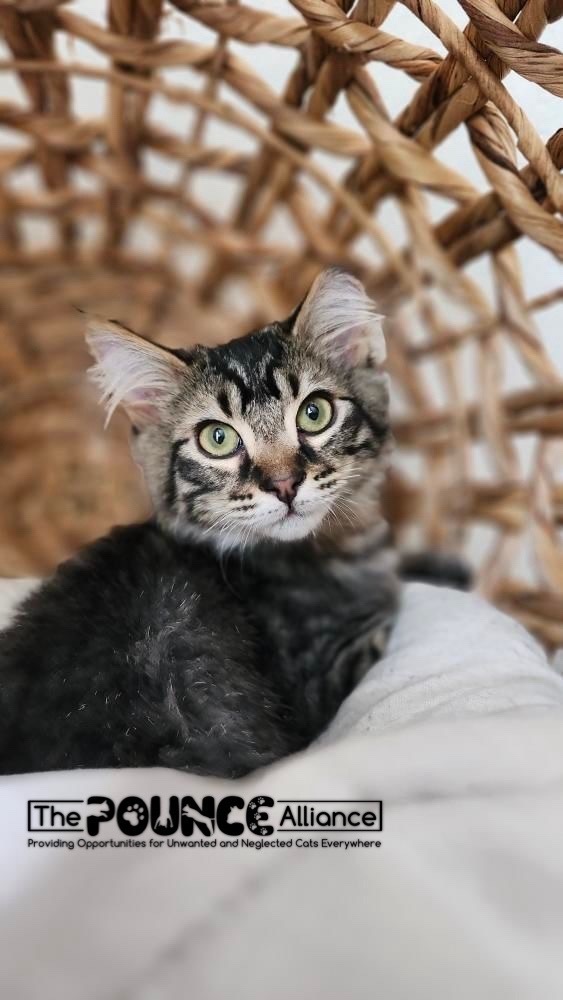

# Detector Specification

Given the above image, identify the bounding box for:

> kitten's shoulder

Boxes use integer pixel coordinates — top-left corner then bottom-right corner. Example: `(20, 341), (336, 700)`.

(40, 520), (171, 589)
(68, 519), (170, 573)
(10, 520), (195, 630)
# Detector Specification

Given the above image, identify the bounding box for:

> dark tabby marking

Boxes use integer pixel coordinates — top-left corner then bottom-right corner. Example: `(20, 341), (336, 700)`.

(0, 269), (399, 777)
(399, 552), (472, 590)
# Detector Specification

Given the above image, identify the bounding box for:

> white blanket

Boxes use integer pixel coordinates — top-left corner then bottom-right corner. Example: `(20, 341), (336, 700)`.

(323, 581), (563, 738)
(1, 581), (563, 999)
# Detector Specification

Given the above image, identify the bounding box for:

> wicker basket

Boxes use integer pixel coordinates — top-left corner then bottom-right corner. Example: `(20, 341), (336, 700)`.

(0, 0), (562, 646)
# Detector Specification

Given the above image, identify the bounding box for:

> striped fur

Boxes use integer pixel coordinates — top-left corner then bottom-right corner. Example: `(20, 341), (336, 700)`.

(87, 270), (391, 551)
(0, 270), (399, 777)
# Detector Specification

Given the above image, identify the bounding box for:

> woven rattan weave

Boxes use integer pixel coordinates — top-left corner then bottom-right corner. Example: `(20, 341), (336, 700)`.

(0, 0), (562, 645)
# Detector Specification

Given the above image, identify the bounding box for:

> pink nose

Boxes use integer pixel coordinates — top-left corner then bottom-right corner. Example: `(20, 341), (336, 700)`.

(264, 473), (304, 507)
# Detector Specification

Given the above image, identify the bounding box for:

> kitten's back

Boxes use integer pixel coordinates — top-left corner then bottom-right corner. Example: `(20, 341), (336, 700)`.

(0, 522), (296, 776)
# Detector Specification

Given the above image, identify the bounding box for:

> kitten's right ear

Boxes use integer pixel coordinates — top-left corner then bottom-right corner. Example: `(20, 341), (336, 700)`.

(85, 319), (188, 427)
(292, 268), (385, 368)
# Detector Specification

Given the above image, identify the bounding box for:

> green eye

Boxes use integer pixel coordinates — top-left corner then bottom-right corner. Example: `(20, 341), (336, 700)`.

(296, 395), (334, 434)
(198, 422), (241, 457)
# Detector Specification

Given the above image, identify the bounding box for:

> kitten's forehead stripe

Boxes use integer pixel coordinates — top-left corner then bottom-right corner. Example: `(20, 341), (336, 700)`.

(288, 372), (300, 398)
(219, 365), (252, 414)
(206, 328), (294, 411)
(263, 357), (282, 401)
(217, 389), (232, 418)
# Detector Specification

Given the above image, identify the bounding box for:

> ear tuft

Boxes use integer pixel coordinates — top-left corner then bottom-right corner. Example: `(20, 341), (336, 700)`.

(293, 268), (385, 367)
(85, 319), (187, 427)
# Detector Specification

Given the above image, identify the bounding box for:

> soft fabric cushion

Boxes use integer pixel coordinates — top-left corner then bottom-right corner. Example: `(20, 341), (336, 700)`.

(2, 580), (563, 1000)
(321, 581), (563, 742)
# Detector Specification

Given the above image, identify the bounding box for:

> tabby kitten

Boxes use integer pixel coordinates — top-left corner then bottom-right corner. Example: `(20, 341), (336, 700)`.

(0, 269), (398, 777)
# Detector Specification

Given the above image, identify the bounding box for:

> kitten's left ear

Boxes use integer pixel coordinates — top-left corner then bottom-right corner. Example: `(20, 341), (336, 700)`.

(85, 318), (188, 427)
(292, 268), (385, 367)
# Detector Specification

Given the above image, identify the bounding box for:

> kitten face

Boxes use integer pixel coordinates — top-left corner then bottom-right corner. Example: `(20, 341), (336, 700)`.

(86, 269), (390, 550)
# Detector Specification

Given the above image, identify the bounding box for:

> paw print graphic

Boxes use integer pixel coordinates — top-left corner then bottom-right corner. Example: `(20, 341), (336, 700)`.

(248, 797), (272, 836)
(123, 803), (145, 827)
(248, 797), (263, 816)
